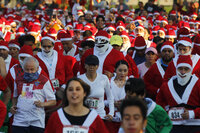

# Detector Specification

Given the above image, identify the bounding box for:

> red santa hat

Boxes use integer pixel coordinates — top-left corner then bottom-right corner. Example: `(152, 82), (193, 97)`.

(106, 25), (116, 31)
(135, 24), (144, 31)
(16, 27), (25, 36)
(48, 28), (57, 37)
(134, 36), (146, 50)
(177, 27), (190, 38)
(176, 55), (192, 70)
(154, 11), (160, 16)
(0, 41), (9, 51)
(161, 19), (168, 25)
(181, 22), (190, 31)
(161, 41), (174, 52)
(60, 32), (73, 42)
(74, 24), (83, 31)
(152, 25), (160, 33)
(95, 30), (110, 41)
(19, 45), (33, 57)
(27, 25), (39, 35)
(158, 28), (165, 34)
(165, 30), (176, 38)
(178, 37), (192, 47)
(193, 34), (200, 46)
(191, 12), (197, 18)
(170, 10), (176, 16)
(120, 31), (129, 39)
(41, 35), (55, 44)
(8, 40), (20, 50)
(116, 21), (125, 30)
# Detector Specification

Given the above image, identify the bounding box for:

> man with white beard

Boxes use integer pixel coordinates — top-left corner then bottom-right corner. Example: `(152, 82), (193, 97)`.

(157, 55), (200, 133)
(164, 37), (200, 81)
(80, 30), (125, 79)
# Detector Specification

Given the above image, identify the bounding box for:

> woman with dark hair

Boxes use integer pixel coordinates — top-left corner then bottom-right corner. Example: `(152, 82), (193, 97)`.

(110, 60), (129, 121)
(45, 77), (108, 133)
(78, 55), (114, 120)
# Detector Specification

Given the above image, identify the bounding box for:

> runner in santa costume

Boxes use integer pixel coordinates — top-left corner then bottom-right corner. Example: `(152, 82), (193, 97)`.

(157, 55), (200, 133)
(80, 30), (125, 79)
(144, 41), (174, 100)
(35, 35), (66, 90)
(164, 37), (200, 81)
(0, 40), (19, 73)
(45, 78), (109, 133)
(60, 32), (79, 57)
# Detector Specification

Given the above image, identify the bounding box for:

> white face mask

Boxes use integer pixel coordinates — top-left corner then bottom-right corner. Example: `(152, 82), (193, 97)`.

(41, 47), (54, 57)
(176, 69), (192, 86)
(95, 37), (109, 54)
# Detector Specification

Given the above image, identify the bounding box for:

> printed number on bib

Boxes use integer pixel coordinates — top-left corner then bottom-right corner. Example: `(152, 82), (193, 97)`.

(51, 79), (59, 88)
(168, 107), (184, 121)
(63, 125), (89, 133)
(86, 97), (99, 109)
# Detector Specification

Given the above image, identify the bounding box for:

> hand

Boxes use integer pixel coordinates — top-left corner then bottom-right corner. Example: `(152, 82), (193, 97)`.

(10, 106), (17, 114)
(104, 70), (114, 79)
(104, 114), (113, 121)
(181, 109), (189, 120)
(114, 100), (122, 110)
(34, 101), (44, 108)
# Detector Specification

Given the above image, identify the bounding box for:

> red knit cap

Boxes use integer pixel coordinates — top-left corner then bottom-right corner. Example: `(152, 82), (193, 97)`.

(134, 36), (146, 50)
(177, 55), (192, 70)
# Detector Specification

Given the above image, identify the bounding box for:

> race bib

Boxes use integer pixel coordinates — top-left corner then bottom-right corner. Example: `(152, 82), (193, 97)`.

(86, 97), (99, 109)
(21, 83), (34, 99)
(51, 79), (59, 88)
(168, 107), (184, 121)
(63, 125), (89, 133)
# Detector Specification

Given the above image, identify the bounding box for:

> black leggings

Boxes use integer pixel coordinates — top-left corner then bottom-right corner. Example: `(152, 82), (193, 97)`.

(12, 125), (44, 133)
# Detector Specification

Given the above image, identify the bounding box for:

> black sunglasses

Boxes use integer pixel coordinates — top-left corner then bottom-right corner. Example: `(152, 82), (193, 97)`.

(107, 30), (114, 33)
(42, 45), (52, 48)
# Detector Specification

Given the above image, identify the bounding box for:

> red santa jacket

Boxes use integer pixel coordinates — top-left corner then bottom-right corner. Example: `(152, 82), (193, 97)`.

(45, 108), (109, 133)
(80, 46), (125, 75)
(0, 100), (6, 128)
(144, 59), (165, 100)
(125, 54), (139, 78)
(63, 55), (76, 82)
(3, 31), (11, 42)
(164, 54), (200, 81)
(192, 44), (200, 55)
(0, 75), (7, 91)
(35, 51), (66, 87)
(157, 75), (200, 125)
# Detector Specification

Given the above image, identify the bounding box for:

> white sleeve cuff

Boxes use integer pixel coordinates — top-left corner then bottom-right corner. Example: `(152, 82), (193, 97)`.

(189, 110), (195, 119)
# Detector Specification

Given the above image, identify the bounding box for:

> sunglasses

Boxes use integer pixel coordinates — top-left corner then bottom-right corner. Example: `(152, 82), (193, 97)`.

(42, 45), (52, 48)
(12, 26), (16, 28)
(107, 30), (114, 33)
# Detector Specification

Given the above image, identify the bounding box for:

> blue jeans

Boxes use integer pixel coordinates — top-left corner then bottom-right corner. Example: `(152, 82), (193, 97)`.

(12, 125), (44, 133)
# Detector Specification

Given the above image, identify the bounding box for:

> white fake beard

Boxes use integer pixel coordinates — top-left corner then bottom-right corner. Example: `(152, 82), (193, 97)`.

(176, 70), (192, 86)
(41, 47), (54, 57)
(121, 42), (131, 52)
(95, 43), (109, 55)
(135, 32), (144, 37)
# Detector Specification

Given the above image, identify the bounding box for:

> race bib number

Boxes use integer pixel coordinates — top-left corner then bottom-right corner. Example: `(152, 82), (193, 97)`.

(63, 125), (89, 133)
(21, 83), (34, 99)
(168, 107), (184, 121)
(86, 97), (99, 109)
(51, 79), (59, 88)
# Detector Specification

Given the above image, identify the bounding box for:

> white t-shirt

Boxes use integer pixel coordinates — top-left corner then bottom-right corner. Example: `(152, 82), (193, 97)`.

(78, 73), (114, 118)
(138, 62), (149, 79)
(13, 80), (56, 128)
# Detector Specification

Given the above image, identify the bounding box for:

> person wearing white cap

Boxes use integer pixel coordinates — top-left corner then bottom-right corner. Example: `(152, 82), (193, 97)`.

(0, 40), (19, 73)
(144, 41), (174, 100)
(164, 37), (200, 81)
(157, 55), (200, 133)
(138, 47), (158, 79)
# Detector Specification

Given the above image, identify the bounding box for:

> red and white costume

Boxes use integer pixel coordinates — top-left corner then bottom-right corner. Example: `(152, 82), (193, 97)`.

(45, 108), (109, 133)
(164, 54), (200, 81)
(157, 75), (200, 125)
(35, 50), (66, 88)
(144, 59), (165, 99)
(4, 55), (19, 73)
